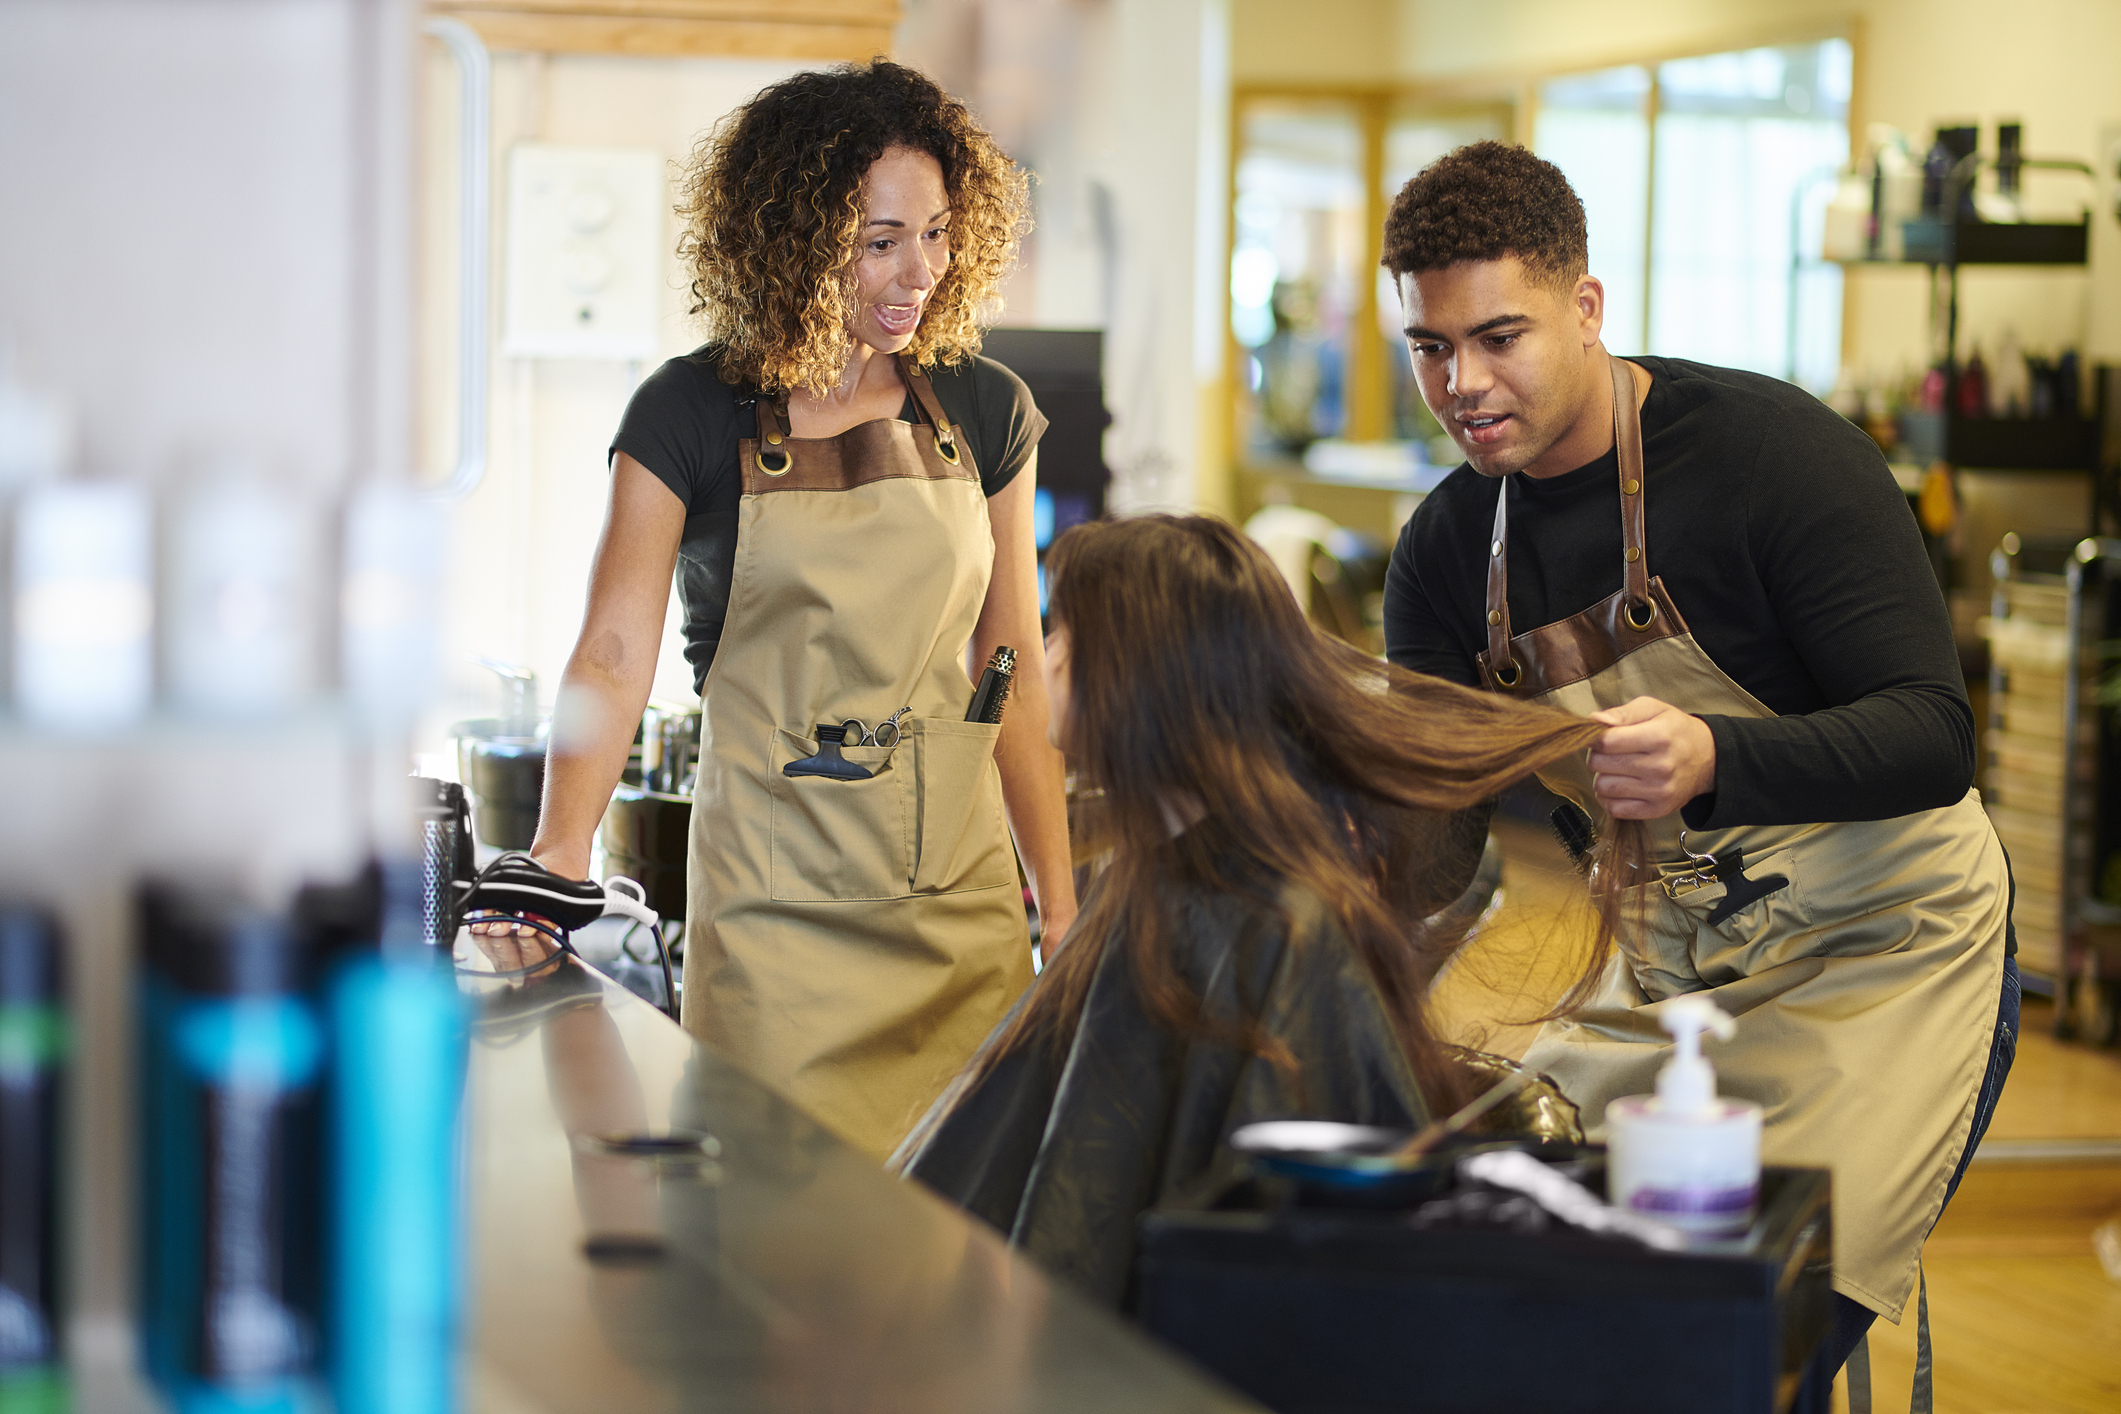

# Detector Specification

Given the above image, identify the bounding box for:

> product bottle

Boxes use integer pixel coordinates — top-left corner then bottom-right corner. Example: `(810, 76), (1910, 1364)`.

(1866, 126), (1918, 261)
(323, 859), (469, 1414)
(1992, 329), (2028, 417)
(1605, 996), (1763, 1239)
(11, 481), (153, 732)
(1957, 347), (1990, 419)
(137, 882), (325, 1414)
(1996, 121), (2024, 201)
(0, 906), (67, 1414)
(162, 467), (315, 719)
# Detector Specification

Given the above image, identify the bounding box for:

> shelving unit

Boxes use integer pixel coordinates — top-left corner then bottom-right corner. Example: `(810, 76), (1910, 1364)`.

(1985, 536), (2093, 983)
(1989, 532), (2121, 1041)
(1898, 410), (2100, 471)
(1853, 158), (2112, 1010)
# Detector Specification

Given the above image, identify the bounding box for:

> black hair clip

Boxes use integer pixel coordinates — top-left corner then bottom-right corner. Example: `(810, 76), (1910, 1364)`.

(783, 723), (874, 781)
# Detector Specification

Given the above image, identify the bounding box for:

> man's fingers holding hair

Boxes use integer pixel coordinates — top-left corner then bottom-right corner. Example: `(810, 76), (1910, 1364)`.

(1588, 695), (1668, 728)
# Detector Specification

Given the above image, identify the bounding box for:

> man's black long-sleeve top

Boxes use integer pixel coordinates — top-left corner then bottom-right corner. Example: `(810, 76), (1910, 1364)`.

(1382, 356), (1974, 829)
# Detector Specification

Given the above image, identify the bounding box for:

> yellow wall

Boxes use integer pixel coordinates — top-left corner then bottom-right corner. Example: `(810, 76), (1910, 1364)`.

(1231, 0), (1399, 84)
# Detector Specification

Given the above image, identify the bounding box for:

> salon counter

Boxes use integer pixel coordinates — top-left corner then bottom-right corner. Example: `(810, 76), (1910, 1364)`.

(461, 957), (1261, 1413)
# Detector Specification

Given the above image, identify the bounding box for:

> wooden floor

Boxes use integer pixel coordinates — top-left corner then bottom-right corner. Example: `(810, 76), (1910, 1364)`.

(1432, 818), (2121, 1414)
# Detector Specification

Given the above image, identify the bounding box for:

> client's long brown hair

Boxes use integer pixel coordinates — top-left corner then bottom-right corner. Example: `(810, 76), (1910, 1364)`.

(983, 515), (1642, 1112)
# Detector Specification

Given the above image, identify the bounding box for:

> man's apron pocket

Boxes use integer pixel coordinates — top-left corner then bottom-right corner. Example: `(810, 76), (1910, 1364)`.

(905, 718), (1016, 895)
(768, 729), (911, 901)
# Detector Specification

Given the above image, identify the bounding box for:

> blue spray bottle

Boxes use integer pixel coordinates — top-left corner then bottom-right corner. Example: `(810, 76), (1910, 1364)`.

(322, 859), (469, 1414)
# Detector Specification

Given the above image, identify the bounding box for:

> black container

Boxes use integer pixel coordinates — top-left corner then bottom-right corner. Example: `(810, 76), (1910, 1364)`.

(980, 329), (1113, 528)
(452, 718), (547, 850)
(600, 786), (691, 923)
(0, 907), (66, 1386)
(1920, 125), (1979, 218)
(1136, 1159), (1832, 1414)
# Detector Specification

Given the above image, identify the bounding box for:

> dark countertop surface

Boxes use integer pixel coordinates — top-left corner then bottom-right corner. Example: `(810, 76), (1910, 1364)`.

(460, 957), (1261, 1413)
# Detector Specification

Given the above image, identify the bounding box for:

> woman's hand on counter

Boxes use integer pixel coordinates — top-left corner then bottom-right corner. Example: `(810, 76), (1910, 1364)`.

(465, 847), (586, 974)
(466, 913), (562, 974)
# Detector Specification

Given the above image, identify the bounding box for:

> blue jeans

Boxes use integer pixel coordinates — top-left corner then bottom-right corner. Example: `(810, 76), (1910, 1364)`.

(1789, 953), (2021, 1411)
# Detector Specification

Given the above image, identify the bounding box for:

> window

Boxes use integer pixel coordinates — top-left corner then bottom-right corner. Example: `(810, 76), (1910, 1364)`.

(1537, 38), (1853, 389)
(1228, 95), (1503, 467)
(1535, 67), (1653, 357)
(1230, 100), (1366, 461)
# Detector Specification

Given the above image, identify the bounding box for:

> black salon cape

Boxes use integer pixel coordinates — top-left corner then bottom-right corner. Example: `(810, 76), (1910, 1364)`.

(901, 876), (1434, 1309)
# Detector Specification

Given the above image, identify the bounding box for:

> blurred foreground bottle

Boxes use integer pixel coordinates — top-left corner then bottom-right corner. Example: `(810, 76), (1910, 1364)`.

(136, 883), (325, 1414)
(0, 908), (67, 1414)
(10, 482), (152, 732)
(324, 859), (469, 1414)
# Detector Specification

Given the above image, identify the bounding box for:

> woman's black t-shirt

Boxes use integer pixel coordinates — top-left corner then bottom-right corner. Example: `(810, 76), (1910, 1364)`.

(611, 345), (1048, 693)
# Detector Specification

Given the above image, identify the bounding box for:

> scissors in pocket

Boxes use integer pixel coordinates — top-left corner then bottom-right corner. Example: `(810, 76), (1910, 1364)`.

(837, 707), (912, 750)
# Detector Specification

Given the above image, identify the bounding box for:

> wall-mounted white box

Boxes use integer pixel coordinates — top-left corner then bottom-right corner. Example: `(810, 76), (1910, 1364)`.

(503, 143), (664, 360)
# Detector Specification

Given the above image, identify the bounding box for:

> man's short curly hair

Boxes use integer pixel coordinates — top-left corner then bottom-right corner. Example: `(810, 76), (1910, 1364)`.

(677, 59), (1030, 395)
(1381, 141), (1587, 291)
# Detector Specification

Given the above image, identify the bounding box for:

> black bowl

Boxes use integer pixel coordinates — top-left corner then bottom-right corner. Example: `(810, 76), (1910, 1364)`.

(1229, 1120), (1591, 1209)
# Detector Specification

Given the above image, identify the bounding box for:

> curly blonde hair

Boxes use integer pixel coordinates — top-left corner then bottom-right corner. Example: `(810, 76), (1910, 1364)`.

(676, 60), (1031, 396)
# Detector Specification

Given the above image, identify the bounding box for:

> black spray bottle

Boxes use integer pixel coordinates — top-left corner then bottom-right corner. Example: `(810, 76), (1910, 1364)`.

(137, 882), (324, 1413)
(0, 906), (67, 1411)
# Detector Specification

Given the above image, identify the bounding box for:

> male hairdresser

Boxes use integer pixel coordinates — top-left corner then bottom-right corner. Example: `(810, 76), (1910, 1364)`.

(1380, 140), (2017, 1402)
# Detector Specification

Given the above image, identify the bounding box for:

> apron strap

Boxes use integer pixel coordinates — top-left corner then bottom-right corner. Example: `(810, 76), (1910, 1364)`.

(1910, 1264), (1933, 1414)
(1481, 355), (1649, 684)
(752, 393), (794, 475)
(754, 392), (790, 445)
(1840, 1268), (1931, 1414)
(896, 355), (961, 458)
(1847, 1333), (1872, 1414)
(1612, 356), (1656, 630)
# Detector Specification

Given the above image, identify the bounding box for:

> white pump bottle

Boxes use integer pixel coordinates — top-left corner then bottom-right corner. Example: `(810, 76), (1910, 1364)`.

(1605, 996), (1763, 1239)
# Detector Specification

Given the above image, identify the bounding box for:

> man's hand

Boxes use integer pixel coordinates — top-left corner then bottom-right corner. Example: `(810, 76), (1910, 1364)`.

(1587, 696), (1717, 820)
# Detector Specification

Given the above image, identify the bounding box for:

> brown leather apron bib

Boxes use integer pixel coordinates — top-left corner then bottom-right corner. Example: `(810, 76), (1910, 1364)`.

(1480, 359), (2007, 1321)
(683, 357), (1032, 1159)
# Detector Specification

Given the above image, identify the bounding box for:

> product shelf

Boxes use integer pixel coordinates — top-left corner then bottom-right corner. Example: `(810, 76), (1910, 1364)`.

(1898, 411), (2101, 470)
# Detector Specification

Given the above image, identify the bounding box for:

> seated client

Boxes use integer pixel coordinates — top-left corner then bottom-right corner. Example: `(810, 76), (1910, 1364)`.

(898, 514), (1633, 1306)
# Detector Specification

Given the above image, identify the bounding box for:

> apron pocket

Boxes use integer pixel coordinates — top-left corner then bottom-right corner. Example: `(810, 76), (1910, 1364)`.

(906, 718), (1016, 895)
(768, 728), (911, 901)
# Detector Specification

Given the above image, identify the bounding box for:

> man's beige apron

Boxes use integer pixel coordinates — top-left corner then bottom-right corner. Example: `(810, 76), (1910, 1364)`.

(1482, 359), (2006, 1321)
(683, 357), (1033, 1159)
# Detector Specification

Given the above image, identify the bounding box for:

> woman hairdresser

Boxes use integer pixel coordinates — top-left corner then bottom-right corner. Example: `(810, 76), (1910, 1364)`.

(901, 515), (1635, 1304)
(508, 61), (1074, 1159)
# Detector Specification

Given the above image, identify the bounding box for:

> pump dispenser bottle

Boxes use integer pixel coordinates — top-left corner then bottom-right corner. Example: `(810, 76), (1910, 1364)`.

(1605, 997), (1763, 1238)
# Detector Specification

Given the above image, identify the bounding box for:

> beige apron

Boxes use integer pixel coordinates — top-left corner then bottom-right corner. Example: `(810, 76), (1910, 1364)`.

(683, 357), (1033, 1159)
(1483, 359), (2007, 1321)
